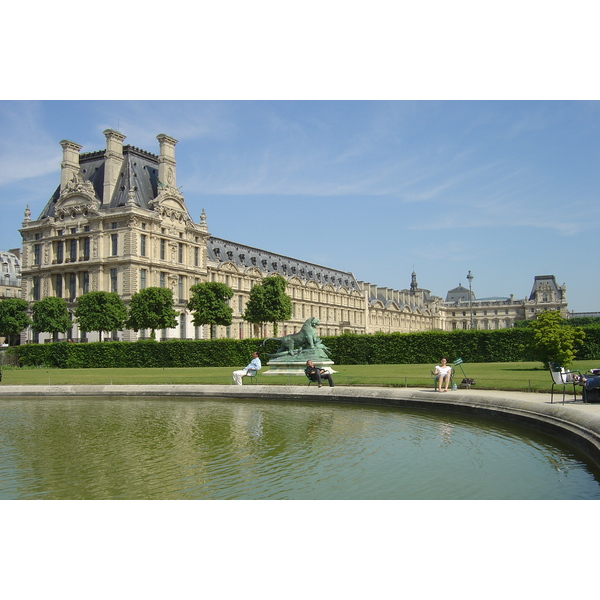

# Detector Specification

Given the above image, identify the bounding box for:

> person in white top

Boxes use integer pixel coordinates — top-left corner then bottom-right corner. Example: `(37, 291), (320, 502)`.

(434, 357), (452, 392)
(232, 351), (262, 385)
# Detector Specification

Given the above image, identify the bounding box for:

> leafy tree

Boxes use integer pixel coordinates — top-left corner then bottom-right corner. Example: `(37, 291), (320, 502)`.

(0, 298), (31, 345)
(125, 287), (178, 340)
(512, 319), (531, 328)
(523, 310), (585, 368)
(187, 282), (233, 339)
(31, 296), (71, 341)
(243, 275), (292, 336)
(75, 291), (128, 340)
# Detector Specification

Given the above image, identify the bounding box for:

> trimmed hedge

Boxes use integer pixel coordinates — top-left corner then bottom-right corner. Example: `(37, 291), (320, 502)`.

(321, 328), (535, 364)
(12, 338), (280, 369)
(10, 326), (600, 368)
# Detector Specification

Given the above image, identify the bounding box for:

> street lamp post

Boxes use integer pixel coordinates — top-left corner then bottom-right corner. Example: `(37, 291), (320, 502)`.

(467, 270), (474, 329)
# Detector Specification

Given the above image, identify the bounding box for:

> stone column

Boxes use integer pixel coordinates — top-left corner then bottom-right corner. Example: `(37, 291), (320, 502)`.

(60, 139), (83, 192)
(103, 129), (126, 203)
(156, 134), (178, 189)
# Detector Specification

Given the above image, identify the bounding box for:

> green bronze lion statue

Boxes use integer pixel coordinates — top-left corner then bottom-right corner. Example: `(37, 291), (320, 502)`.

(262, 317), (330, 358)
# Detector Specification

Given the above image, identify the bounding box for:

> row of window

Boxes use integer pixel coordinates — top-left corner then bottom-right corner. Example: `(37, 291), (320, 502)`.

(29, 266), (365, 329)
(31, 269), (119, 301)
(451, 309), (512, 316)
(451, 320), (510, 330)
(211, 272), (361, 306)
(2, 262), (20, 274)
(33, 234), (203, 266)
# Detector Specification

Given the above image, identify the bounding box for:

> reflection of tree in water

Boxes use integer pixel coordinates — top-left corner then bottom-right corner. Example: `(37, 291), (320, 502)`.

(4, 399), (346, 499)
(306, 412), (334, 441)
(3, 399), (599, 500)
(6, 399), (231, 499)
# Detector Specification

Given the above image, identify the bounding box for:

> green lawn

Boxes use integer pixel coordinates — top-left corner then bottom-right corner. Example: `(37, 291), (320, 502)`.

(1, 360), (597, 392)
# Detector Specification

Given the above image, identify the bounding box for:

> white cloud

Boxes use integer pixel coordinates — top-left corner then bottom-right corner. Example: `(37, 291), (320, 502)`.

(92, 101), (236, 148)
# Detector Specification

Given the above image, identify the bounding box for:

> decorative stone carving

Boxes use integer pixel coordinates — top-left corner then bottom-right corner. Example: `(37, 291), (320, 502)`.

(61, 171), (96, 198)
(199, 209), (208, 232)
(126, 189), (137, 206)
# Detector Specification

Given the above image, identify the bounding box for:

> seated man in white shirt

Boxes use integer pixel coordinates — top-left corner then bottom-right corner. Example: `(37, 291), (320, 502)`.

(232, 351), (262, 385)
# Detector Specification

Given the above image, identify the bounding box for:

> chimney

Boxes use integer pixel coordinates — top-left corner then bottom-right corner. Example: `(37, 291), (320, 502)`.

(156, 133), (178, 189)
(103, 129), (126, 203)
(60, 139), (83, 192)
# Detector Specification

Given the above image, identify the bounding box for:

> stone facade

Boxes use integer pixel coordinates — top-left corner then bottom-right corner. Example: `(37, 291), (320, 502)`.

(1, 249), (22, 300)
(18, 131), (568, 343)
(0, 249), (23, 345)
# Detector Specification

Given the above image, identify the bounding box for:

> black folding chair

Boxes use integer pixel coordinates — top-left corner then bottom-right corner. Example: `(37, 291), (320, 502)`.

(549, 362), (580, 404)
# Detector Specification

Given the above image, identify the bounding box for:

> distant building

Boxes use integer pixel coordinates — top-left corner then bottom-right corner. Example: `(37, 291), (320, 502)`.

(1, 249), (22, 300)
(568, 311), (600, 319)
(18, 130), (569, 343)
(0, 249), (22, 345)
(441, 275), (567, 331)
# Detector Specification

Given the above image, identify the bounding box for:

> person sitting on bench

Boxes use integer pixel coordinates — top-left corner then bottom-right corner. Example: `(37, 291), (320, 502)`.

(305, 360), (334, 388)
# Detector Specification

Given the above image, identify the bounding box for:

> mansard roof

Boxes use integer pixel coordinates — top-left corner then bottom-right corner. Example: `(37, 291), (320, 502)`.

(37, 145), (161, 219)
(108, 147), (160, 209)
(528, 275), (565, 301)
(445, 284), (475, 303)
(207, 237), (360, 290)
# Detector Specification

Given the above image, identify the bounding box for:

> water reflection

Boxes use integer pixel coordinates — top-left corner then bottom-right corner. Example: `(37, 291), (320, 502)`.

(0, 397), (598, 500)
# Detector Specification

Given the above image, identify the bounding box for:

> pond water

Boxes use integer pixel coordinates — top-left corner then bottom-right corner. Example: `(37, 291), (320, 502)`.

(0, 396), (599, 500)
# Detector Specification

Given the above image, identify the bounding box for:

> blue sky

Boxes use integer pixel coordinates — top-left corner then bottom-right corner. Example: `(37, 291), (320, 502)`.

(1, 100), (598, 313)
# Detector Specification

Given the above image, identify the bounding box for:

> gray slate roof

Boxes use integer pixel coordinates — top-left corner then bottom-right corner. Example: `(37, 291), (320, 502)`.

(528, 275), (564, 301)
(445, 284), (475, 303)
(38, 146), (160, 219)
(207, 237), (360, 290)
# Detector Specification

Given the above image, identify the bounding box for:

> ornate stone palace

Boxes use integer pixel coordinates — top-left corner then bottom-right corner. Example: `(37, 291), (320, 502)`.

(17, 130), (568, 343)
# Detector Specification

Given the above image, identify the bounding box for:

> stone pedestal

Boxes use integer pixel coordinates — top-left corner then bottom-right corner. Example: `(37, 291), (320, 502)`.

(263, 359), (337, 376)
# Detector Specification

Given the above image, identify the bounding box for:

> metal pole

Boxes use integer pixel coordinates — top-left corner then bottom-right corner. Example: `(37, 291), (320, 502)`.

(467, 270), (474, 329)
